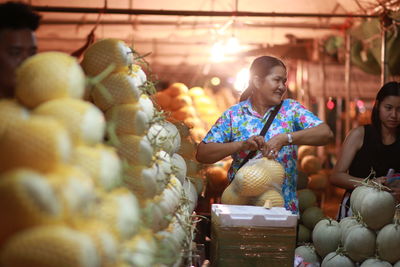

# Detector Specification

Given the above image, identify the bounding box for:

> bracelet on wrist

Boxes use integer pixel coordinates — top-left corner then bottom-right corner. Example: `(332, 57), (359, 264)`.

(287, 133), (293, 144)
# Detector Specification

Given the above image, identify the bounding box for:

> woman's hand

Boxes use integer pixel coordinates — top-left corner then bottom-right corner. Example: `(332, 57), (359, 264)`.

(240, 135), (265, 152)
(373, 177), (400, 203)
(261, 133), (287, 159)
(390, 187), (400, 202)
(383, 179), (400, 203)
(375, 176), (387, 185)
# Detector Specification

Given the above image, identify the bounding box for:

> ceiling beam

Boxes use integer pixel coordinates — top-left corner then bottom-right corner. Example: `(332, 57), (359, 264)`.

(32, 6), (378, 18)
(40, 19), (343, 30)
(37, 36), (264, 46)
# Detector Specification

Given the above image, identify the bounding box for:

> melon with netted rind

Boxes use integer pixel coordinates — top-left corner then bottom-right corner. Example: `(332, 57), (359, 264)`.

(0, 225), (101, 267)
(0, 99), (29, 138)
(0, 116), (71, 173)
(15, 52), (85, 108)
(81, 38), (134, 76)
(232, 157), (284, 197)
(34, 98), (105, 146)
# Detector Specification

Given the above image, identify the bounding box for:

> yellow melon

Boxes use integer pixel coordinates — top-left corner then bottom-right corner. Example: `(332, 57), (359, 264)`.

(221, 183), (250, 205)
(114, 135), (154, 167)
(233, 157), (284, 197)
(15, 52), (85, 108)
(164, 83), (188, 97)
(71, 144), (122, 192)
(34, 98), (105, 145)
(105, 103), (150, 136)
(0, 116), (71, 173)
(95, 188), (141, 240)
(81, 38), (134, 76)
(0, 99), (29, 138)
(253, 189), (284, 207)
(0, 168), (63, 247)
(91, 71), (142, 111)
(0, 225), (101, 267)
(301, 155), (322, 174)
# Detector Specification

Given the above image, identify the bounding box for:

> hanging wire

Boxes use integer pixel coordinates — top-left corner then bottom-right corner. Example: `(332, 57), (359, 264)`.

(69, 0), (106, 58)
(353, 0), (368, 14)
(232, 0), (238, 36)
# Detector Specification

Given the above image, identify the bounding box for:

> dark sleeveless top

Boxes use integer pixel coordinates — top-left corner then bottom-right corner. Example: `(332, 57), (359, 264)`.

(349, 124), (400, 179)
(337, 124), (400, 220)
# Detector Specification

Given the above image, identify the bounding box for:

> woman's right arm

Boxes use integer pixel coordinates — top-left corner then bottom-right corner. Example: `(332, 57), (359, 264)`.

(196, 135), (265, 164)
(196, 142), (242, 164)
(329, 126), (365, 190)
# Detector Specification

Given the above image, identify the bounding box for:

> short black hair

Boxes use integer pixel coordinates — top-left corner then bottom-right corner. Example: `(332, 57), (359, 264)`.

(0, 1), (41, 31)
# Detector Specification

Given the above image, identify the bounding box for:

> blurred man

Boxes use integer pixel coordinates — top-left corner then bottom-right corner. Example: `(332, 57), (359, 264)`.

(0, 1), (41, 98)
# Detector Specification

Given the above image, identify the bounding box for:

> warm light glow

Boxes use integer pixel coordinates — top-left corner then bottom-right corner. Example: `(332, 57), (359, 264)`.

(211, 41), (225, 62)
(226, 36), (240, 54)
(356, 99), (366, 113)
(234, 68), (250, 92)
(288, 81), (296, 92)
(211, 77), (221, 86)
(210, 36), (242, 62)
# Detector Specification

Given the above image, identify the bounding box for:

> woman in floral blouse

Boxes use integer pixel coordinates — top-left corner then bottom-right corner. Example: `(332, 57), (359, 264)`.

(196, 56), (333, 214)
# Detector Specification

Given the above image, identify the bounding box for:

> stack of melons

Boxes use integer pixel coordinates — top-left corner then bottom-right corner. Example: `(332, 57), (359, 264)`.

(0, 39), (200, 267)
(0, 51), (124, 267)
(296, 188), (325, 243)
(80, 38), (200, 266)
(153, 83), (207, 143)
(205, 162), (230, 196)
(188, 86), (221, 131)
(296, 179), (400, 266)
(298, 146), (322, 175)
(297, 145), (329, 196)
(153, 85), (207, 196)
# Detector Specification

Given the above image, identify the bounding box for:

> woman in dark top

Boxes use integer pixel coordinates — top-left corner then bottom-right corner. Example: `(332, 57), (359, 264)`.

(330, 81), (400, 220)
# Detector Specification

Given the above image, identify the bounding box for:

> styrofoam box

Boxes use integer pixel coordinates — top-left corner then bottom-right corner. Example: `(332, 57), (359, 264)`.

(212, 204), (297, 228)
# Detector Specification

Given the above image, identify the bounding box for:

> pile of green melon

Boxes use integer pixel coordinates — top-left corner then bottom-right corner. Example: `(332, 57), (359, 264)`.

(296, 180), (400, 267)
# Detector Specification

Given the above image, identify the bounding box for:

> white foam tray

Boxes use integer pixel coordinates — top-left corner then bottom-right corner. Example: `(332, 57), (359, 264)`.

(212, 204), (298, 228)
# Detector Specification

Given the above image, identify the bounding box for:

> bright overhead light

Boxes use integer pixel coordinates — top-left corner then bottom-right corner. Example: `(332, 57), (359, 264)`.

(211, 41), (225, 62)
(234, 67), (250, 92)
(210, 36), (241, 62)
(226, 36), (240, 54)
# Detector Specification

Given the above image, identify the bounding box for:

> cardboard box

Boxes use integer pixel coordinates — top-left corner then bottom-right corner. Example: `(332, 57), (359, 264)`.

(211, 204), (298, 267)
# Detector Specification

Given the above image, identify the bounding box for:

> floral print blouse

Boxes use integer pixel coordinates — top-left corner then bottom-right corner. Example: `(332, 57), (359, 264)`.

(202, 98), (323, 214)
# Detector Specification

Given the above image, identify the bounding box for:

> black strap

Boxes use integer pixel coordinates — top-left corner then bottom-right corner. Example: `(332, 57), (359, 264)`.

(237, 101), (283, 169)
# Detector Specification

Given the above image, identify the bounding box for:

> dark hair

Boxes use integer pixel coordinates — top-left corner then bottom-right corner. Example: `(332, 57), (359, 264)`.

(0, 1), (41, 31)
(371, 81), (400, 136)
(247, 56), (286, 91)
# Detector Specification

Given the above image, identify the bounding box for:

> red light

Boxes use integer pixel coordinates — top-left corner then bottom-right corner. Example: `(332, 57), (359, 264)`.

(327, 99), (335, 110)
(356, 100), (364, 109)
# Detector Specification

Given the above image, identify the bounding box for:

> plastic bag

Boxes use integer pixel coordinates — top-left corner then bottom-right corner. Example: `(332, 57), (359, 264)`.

(235, 156), (285, 193)
(386, 169), (400, 189)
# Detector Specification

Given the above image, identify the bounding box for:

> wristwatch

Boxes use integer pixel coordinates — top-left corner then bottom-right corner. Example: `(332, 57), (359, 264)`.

(287, 133), (293, 144)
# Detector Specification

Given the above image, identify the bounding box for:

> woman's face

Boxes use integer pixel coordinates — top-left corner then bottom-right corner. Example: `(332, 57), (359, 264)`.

(379, 95), (400, 130)
(254, 65), (287, 106)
